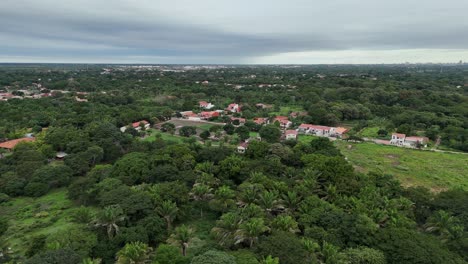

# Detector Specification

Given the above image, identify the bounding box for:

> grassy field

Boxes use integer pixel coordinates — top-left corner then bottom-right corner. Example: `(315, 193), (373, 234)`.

(144, 129), (185, 143)
(1, 189), (84, 256)
(335, 141), (468, 192)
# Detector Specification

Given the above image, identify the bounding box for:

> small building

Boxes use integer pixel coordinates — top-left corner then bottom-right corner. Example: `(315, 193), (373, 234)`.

(237, 142), (249, 153)
(285, 130), (298, 140)
(230, 117), (246, 125)
(297, 124), (332, 137)
(200, 111), (220, 120)
(404, 136), (429, 148)
(121, 120), (150, 132)
(0, 137), (36, 151)
(273, 116), (292, 129)
(331, 127), (349, 138)
(390, 133), (406, 146)
(253, 117), (269, 125)
(180, 111), (199, 120)
(226, 103), (241, 113)
(199, 101), (214, 109)
(56, 151), (68, 160)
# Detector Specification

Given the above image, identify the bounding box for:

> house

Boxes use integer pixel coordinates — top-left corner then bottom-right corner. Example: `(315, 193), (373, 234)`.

(226, 103), (241, 113)
(404, 136), (429, 148)
(390, 133), (406, 146)
(201, 80), (209, 85)
(390, 133), (429, 148)
(253, 117), (269, 125)
(285, 130), (298, 140)
(297, 124), (331, 137)
(132, 120), (150, 131)
(180, 111), (200, 120)
(120, 120), (150, 132)
(256, 103), (272, 109)
(0, 137), (36, 151)
(273, 116), (292, 129)
(230, 117), (246, 125)
(200, 111), (220, 120)
(331, 127), (348, 138)
(199, 101), (214, 109)
(237, 142), (249, 153)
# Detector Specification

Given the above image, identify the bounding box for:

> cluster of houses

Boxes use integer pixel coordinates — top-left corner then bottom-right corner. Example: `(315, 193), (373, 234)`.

(390, 133), (429, 148)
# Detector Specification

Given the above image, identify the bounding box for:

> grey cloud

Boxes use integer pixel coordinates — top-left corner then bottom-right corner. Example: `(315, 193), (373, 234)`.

(0, 0), (467, 63)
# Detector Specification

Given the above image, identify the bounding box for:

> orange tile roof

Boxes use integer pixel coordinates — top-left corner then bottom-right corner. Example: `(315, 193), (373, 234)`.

(0, 137), (35, 149)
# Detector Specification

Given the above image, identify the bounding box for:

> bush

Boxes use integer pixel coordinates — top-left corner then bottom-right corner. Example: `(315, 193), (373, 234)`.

(0, 192), (10, 203)
(191, 250), (236, 264)
(24, 182), (49, 197)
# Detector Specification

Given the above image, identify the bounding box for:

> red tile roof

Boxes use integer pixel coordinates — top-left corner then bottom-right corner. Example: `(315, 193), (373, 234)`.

(299, 124), (331, 130)
(392, 133), (406, 138)
(0, 137), (35, 149)
(132, 120), (149, 128)
(285, 130), (298, 135)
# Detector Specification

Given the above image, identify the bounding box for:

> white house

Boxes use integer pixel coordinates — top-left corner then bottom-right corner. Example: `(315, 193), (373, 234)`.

(199, 101), (214, 109)
(285, 130), (298, 140)
(226, 103), (240, 113)
(390, 133), (429, 148)
(297, 124), (331, 137)
(121, 120), (150, 132)
(237, 142), (249, 153)
(390, 133), (406, 145)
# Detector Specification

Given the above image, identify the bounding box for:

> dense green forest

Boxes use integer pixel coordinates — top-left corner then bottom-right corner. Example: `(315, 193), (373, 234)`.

(0, 64), (467, 264)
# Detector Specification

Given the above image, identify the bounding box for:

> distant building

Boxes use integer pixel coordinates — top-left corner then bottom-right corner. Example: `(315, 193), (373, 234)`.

(297, 124), (332, 137)
(200, 111), (220, 119)
(390, 133), (429, 148)
(237, 142), (249, 153)
(230, 117), (246, 125)
(273, 116), (292, 129)
(120, 120), (150, 132)
(199, 101), (214, 109)
(0, 137), (36, 151)
(285, 130), (298, 140)
(253, 117), (269, 125)
(226, 103), (241, 113)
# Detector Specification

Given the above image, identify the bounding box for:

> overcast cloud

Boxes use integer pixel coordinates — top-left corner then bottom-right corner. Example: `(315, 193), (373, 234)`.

(1, 0), (467, 64)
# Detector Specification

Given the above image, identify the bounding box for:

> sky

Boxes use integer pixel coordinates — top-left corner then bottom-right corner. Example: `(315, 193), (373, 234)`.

(1, 0), (468, 64)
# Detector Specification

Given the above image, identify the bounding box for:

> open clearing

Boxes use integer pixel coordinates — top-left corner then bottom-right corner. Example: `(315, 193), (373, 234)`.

(0, 189), (84, 256)
(335, 141), (468, 192)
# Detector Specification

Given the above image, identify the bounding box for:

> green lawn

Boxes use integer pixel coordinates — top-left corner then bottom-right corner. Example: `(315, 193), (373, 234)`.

(358, 127), (380, 138)
(144, 129), (184, 143)
(335, 141), (468, 192)
(1, 189), (83, 256)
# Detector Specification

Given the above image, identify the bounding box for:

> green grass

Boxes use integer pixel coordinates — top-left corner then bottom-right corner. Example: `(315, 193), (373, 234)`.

(1, 189), (82, 256)
(144, 129), (184, 143)
(198, 124), (214, 131)
(358, 127), (380, 138)
(335, 141), (468, 192)
(249, 132), (259, 138)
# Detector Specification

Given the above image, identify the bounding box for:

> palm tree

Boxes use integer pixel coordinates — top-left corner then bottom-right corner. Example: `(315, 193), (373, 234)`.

(238, 183), (261, 205)
(212, 185), (236, 212)
(94, 205), (125, 239)
(190, 183), (213, 218)
(234, 218), (269, 248)
(261, 255), (280, 264)
(167, 224), (194, 256)
(256, 190), (281, 215)
(211, 212), (241, 247)
(272, 215), (299, 233)
(282, 191), (301, 214)
(156, 200), (179, 231)
(425, 210), (463, 241)
(116, 241), (151, 264)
